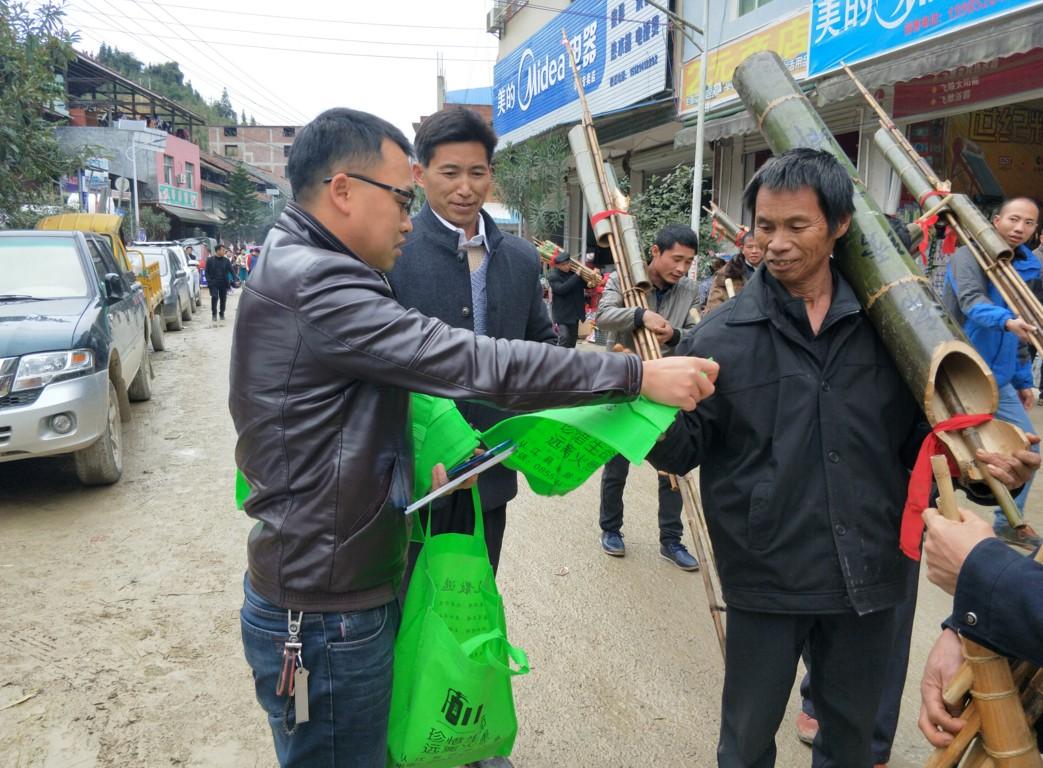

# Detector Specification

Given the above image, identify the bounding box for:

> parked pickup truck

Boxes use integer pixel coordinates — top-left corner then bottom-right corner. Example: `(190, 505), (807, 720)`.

(0, 230), (152, 485)
(36, 214), (166, 351)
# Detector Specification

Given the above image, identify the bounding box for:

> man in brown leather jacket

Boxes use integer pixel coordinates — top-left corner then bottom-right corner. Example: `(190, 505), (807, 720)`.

(229, 107), (718, 768)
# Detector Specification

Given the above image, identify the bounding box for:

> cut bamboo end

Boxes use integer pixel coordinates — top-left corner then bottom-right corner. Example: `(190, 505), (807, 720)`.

(944, 662), (975, 708)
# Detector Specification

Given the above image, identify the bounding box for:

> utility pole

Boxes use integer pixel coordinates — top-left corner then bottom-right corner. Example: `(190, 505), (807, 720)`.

(642, 0), (710, 235)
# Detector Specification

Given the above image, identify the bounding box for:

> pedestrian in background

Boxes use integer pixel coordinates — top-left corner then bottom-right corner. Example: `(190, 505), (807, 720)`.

(204, 243), (235, 323)
(595, 223), (701, 571)
(547, 250), (588, 348)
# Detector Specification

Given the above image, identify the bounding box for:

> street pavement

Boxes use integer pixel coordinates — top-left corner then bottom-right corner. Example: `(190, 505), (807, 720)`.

(1, 290), (1040, 767)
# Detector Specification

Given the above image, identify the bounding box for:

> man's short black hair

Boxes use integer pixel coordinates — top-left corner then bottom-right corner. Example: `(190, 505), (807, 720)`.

(997, 196), (1042, 219)
(743, 148), (855, 235)
(414, 108), (497, 167)
(654, 223), (699, 254)
(287, 108), (413, 202)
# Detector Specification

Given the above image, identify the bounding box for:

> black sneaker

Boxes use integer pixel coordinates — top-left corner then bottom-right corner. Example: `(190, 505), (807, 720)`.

(660, 542), (699, 571)
(994, 522), (1042, 551)
(600, 531), (625, 557)
(219, 312), (225, 320)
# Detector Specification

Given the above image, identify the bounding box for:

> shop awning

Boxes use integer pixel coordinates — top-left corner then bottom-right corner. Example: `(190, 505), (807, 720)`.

(154, 204), (222, 226)
(674, 7), (1043, 148)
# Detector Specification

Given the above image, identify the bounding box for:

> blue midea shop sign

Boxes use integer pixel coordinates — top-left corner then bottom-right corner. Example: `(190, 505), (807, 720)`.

(493, 0), (668, 145)
(808, 0), (1043, 77)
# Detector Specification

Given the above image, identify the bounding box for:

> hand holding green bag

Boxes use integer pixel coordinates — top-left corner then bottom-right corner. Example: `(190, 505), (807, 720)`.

(388, 488), (528, 767)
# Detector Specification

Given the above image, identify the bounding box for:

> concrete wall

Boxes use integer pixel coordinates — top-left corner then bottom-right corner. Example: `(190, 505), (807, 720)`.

(206, 125), (297, 179)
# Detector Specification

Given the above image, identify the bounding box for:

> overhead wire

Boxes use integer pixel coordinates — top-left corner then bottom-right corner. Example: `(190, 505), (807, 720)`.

(69, 24), (499, 63)
(69, 0), (304, 125)
(134, 0), (312, 124)
(66, 11), (501, 50)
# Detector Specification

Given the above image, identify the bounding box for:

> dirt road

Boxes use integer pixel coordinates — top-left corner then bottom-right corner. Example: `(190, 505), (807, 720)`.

(1, 291), (1040, 767)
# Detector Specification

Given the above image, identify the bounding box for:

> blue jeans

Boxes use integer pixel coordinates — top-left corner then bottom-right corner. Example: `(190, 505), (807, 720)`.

(240, 576), (401, 768)
(993, 383), (1038, 527)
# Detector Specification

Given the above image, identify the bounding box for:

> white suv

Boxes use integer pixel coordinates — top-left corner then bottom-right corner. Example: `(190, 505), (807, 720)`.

(134, 241), (201, 308)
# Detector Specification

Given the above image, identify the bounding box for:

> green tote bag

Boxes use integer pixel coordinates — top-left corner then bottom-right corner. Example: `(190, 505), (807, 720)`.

(388, 489), (529, 767)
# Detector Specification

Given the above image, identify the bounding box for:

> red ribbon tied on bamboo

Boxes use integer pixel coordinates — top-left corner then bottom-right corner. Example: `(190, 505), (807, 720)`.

(900, 413), (992, 560)
(589, 208), (629, 227)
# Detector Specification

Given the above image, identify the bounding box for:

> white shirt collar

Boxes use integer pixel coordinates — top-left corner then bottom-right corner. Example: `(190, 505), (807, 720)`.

(431, 207), (488, 253)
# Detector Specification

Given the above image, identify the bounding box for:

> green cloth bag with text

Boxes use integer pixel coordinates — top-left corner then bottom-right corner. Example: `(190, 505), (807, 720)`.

(387, 488), (528, 768)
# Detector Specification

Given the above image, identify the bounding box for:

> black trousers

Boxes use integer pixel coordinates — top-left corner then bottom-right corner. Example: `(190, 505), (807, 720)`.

(718, 606), (896, 768)
(800, 557), (919, 764)
(556, 322), (579, 348)
(210, 287), (228, 317)
(401, 493), (508, 600)
(599, 453), (683, 544)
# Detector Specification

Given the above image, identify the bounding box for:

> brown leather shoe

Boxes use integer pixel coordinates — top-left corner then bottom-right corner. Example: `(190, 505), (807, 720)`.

(795, 711), (818, 745)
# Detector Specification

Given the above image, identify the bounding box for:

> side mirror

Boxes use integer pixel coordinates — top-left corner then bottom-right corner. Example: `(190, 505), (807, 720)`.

(175, 269), (187, 278)
(104, 273), (125, 303)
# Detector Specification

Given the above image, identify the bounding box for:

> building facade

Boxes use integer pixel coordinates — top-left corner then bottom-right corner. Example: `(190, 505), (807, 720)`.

(206, 125), (300, 179)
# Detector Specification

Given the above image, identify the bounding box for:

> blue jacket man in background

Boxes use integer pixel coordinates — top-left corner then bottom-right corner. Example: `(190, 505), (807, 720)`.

(943, 196), (1042, 548)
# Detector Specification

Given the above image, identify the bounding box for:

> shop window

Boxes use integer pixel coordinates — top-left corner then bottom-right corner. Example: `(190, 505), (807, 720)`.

(282, 126), (295, 137)
(163, 154), (174, 185)
(225, 145), (239, 158)
(738, 0), (773, 15)
(224, 126), (238, 137)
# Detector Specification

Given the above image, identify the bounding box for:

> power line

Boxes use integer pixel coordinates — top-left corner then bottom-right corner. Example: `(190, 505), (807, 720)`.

(68, 0), (304, 124)
(70, 11), (501, 51)
(101, 0), (492, 31)
(132, 0), (311, 124)
(70, 24), (499, 63)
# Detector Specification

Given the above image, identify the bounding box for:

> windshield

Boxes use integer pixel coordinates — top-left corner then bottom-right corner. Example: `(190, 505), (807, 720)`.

(0, 237), (89, 298)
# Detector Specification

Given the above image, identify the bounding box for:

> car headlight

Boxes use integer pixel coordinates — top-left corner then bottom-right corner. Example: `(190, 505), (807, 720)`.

(13, 349), (95, 392)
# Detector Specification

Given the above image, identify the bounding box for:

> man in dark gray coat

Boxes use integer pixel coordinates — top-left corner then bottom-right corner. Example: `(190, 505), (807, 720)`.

(388, 109), (554, 577)
(547, 251), (588, 347)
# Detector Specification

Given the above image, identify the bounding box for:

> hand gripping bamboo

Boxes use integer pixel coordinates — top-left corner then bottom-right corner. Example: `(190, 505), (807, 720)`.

(925, 457), (1042, 768)
(561, 30), (727, 657)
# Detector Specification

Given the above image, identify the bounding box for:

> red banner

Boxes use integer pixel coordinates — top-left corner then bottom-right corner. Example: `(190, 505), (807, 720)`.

(893, 48), (1043, 118)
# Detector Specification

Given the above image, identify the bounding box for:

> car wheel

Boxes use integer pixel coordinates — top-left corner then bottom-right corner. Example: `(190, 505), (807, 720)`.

(195, 292), (202, 307)
(150, 314), (166, 351)
(74, 379), (123, 486)
(167, 301), (184, 331)
(182, 297), (193, 321)
(127, 353), (153, 402)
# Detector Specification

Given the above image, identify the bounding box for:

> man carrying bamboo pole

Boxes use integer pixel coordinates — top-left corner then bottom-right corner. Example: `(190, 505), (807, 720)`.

(646, 148), (1038, 767)
(942, 197), (1043, 549)
(919, 504), (1043, 750)
(595, 223), (701, 569)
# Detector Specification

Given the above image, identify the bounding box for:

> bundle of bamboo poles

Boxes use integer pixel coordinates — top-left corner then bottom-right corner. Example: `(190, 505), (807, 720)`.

(926, 456), (1043, 768)
(844, 64), (1043, 359)
(561, 30), (727, 656)
(531, 238), (602, 288)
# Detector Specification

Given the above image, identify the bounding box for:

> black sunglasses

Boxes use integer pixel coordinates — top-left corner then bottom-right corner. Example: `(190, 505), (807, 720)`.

(323, 172), (415, 211)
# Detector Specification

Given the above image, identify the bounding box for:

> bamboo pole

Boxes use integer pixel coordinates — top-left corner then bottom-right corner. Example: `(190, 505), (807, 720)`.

(563, 31), (726, 657)
(926, 458), (1041, 768)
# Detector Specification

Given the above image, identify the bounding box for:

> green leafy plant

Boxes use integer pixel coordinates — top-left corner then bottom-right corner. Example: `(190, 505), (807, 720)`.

(630, 163), (718, 276)
(0, 1), (89, 227)
(493, 132), (569, 240)
(139, 206), (170, 239)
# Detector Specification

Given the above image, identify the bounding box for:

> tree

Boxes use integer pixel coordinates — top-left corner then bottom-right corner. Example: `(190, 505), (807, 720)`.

(493, 132), (569, 240)
(222, 163), (263, 241)
(629, 163), (717, 277)
(215, 87), (236, 123)
(240, 109), (247, 125)
(0, 1), (86, 228)
(139, 206), (170, 239)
